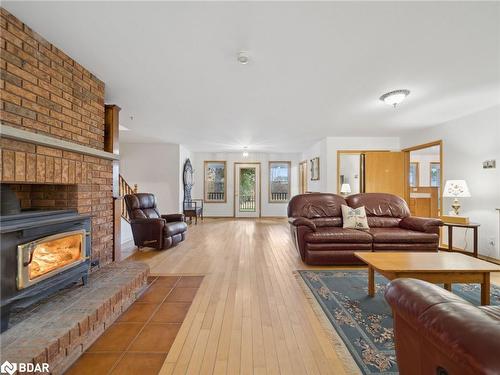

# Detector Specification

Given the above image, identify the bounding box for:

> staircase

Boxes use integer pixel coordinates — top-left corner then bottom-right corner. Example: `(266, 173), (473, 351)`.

(119, 175), (137, 223)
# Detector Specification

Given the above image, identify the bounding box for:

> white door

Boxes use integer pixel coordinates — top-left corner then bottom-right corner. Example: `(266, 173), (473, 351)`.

(235, 163), (260, 217)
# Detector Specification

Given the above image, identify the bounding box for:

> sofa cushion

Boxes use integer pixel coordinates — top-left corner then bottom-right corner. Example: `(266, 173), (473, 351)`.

(367, 227), (438, 243)
(346, 193), (410, 228)
(164, 221), (188, 237)
(305, 227), (373, 243)
(287, 193), (346, 219)
(311, 217), (342, 227)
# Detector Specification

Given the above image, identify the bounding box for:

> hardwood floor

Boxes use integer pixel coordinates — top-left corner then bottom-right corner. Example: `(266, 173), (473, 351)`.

(130, 218), (500, 375)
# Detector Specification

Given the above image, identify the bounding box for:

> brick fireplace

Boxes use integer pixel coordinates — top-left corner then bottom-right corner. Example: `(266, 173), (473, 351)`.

(0, 9), (150, 372)
(0, 8), (115, 268)
(1, 141), (115, 267)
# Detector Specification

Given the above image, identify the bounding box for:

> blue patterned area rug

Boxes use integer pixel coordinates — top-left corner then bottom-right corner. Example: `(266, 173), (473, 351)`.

(296, 270), (500, 375)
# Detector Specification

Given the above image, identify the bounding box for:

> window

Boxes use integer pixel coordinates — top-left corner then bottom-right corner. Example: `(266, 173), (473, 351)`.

(204, 161), (226, 202)
(269, 161), (291, 202)
(409, 162), (419, 187)
(430, 162), (441, 187)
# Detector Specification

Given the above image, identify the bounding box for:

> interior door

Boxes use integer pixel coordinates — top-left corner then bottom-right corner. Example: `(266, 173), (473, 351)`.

(364, 152), (406, 198)
(235, 163), (260, 217)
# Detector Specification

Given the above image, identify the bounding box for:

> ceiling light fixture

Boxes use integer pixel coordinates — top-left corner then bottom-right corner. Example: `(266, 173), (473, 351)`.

(238, 51), (250, 65)
(119, 124), (130, 131)
(379, 89), (410, 108)
(242, 147), (249, 157)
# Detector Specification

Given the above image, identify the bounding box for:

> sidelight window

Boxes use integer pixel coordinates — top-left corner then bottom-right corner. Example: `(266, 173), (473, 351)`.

(269, 161), (291, 202)
(204, 161), (226, 202)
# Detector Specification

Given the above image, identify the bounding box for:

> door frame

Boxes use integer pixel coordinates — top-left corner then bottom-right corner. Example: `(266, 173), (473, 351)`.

(336, 150), (390, 194)
(299, 160), (308, 194)
(402, 140), (443, 212)
(233, 162), (261, 218)
(402, 140), (443, 246)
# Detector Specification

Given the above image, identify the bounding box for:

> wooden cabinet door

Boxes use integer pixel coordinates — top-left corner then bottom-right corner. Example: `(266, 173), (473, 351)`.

(364, 152), (406, 198)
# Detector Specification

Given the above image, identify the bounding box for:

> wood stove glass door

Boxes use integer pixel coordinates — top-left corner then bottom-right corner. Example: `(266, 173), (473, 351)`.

(17, 229), (87, 290)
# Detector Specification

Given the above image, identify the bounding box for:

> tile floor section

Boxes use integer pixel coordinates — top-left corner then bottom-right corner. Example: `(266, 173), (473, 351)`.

(66, 275), (203, 375)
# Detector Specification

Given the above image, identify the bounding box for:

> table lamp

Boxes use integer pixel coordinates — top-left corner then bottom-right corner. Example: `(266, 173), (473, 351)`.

(340, 183), (351, 196)
(443, 180), (471, 215)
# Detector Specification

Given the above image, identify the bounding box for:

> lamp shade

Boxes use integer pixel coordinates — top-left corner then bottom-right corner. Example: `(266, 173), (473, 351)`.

(340, 183), (351, 194)
(443, 180), (471, 198)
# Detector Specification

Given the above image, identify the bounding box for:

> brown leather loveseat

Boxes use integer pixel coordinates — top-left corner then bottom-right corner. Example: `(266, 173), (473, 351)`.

(385, 278), (500, 375)
(288, 193), (442, 265)
(125, 193), (188, 250)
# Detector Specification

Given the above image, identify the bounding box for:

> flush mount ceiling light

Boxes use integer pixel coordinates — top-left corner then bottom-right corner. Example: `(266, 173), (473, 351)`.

(238, 51), (250, 65)
(379, 89), (410, 108)
(242, 147), (249, 157)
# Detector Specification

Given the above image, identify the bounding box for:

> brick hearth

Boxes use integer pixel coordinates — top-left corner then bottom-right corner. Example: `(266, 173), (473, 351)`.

(0, 261), (149, 375)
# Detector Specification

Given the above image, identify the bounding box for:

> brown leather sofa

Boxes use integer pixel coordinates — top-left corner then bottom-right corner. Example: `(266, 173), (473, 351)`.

(125, 193), (188, 250)
(385, 278), (500, 375)
(288, 193), (442, 265)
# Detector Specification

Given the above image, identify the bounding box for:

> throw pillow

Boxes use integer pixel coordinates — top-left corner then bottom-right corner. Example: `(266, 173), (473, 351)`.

(341, 204), (369, 230)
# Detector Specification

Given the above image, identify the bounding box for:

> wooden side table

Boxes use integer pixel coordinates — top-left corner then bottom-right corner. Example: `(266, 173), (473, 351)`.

(442, 222), (480, 258)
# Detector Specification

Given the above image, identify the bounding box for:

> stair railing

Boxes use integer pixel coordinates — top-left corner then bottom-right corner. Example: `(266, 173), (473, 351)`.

(119, 175), (137, 222)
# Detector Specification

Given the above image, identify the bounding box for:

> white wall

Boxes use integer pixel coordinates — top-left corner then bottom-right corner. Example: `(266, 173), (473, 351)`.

(401, 105), (500, 258)
(301, 139), (328, 192)
(121, 217), (133, 244)
(325, 137), (401, 193)
(120, 143), (182, 243)
(301, 137), (400, 193)
(191, 152), (301, 217)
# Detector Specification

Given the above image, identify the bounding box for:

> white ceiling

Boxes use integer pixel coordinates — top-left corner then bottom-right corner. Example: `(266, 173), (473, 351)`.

(4, 1), (500, 152)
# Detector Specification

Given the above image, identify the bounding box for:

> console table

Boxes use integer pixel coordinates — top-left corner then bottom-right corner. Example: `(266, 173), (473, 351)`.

(442, 222), (480, 258)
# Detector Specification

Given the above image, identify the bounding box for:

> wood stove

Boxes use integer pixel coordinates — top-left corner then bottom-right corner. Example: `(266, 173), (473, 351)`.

(1, 209), (91, 332)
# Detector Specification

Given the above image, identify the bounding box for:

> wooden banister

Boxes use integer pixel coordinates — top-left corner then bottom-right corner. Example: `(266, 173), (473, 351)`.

(119, 175), (137, 222)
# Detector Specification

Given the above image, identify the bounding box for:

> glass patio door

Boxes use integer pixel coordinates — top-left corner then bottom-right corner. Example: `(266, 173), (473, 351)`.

(235, 163), (260, 217)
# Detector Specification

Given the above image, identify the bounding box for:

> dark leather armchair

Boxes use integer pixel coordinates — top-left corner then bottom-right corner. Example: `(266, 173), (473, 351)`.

(124, 193), (188, 250)
(385, 278), (500, 375)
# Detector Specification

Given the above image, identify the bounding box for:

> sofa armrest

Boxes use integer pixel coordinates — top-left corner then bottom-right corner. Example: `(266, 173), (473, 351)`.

(399, 216), (442, 234)
(162, 214), (185, 222)
(288, 217), (317, 231)
(385, 278), (500, 374)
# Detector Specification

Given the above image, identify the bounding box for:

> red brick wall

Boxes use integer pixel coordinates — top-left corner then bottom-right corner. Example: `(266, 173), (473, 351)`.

(0, 8), (105, 150)
(0, 9), (114, 267)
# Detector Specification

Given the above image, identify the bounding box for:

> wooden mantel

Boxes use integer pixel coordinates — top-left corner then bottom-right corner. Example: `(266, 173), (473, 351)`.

(0, 124), (120, 161)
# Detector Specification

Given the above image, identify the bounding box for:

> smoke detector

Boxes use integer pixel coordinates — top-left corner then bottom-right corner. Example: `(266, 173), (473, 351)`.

(238, 51), (250, 65)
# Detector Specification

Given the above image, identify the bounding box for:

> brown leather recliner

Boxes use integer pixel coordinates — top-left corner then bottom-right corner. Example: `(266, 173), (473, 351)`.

(288, 193), (442, 265)
(125, 193), (188, 250)
(385, 278), (500, 375)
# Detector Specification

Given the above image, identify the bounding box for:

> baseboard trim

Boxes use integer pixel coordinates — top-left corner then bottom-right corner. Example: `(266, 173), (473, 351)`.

(203, 216), (235, 218)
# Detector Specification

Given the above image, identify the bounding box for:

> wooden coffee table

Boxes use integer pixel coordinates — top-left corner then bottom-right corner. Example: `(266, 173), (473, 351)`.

(354, 252), (500, 305)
